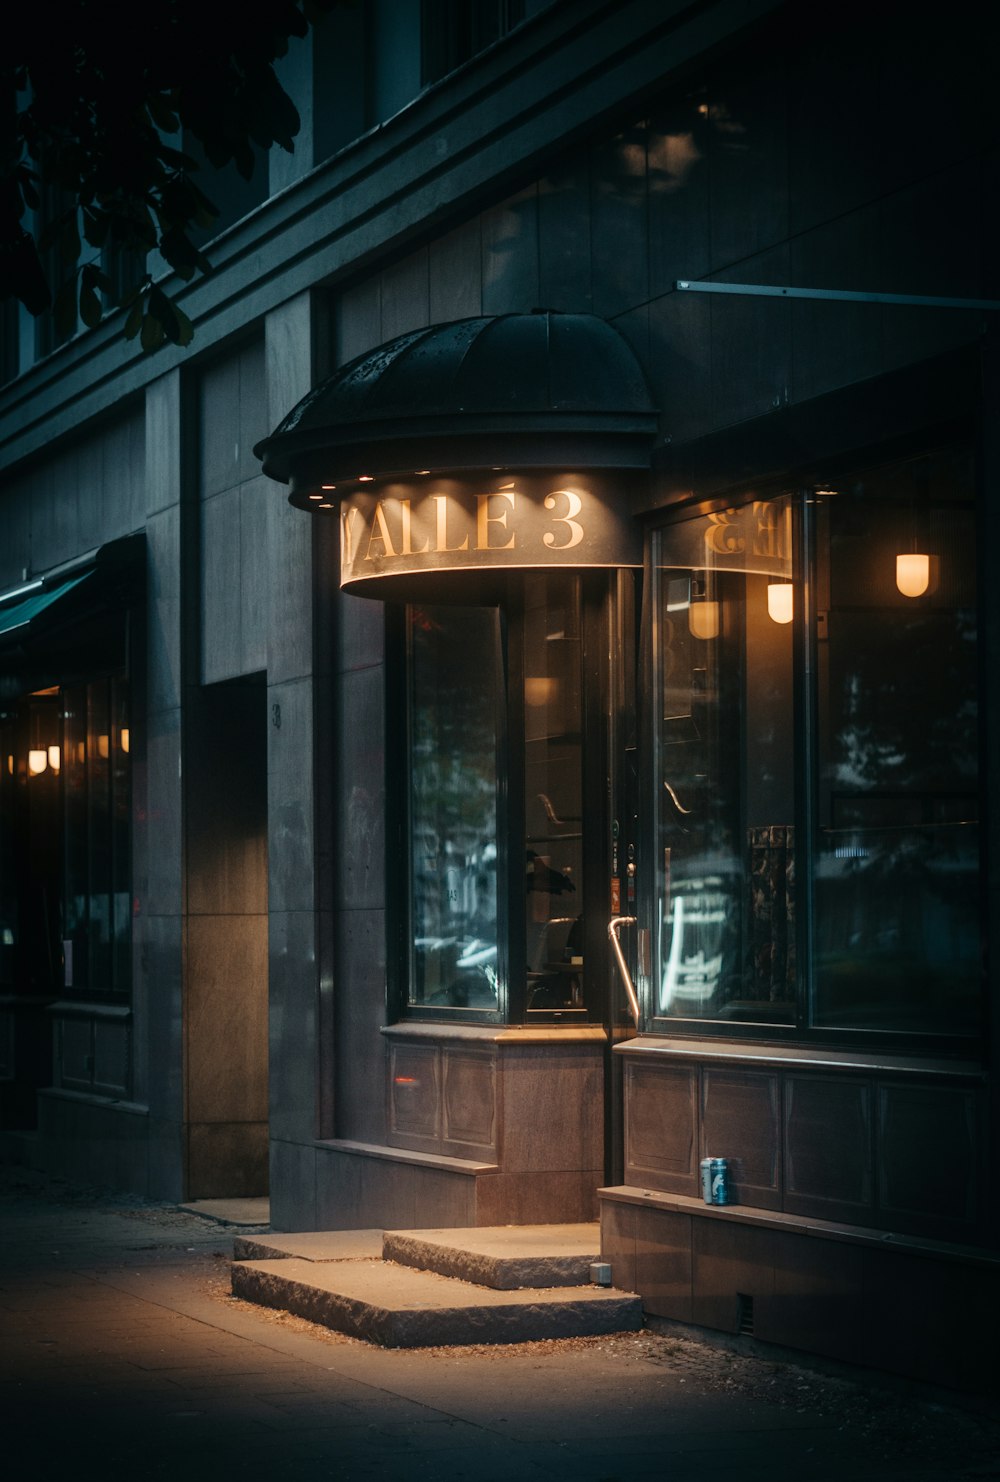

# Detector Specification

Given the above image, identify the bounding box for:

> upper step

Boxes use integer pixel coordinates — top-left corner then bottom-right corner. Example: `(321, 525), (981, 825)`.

(382, 1222), (600, 1289)
(232, 1255), (642, 1349)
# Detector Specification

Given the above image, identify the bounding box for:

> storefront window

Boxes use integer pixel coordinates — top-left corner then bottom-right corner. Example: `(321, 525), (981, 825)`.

(62, 675), (131, 999)
(812, 450), (978, 1033)
(402, 573), (593, 1020)
(652, 446), (981, 1042)
(0, 675), (130, 1001)
(653, 499), (796, 1025)
(524, 574), (585, 1013)
(406, 605), (501, 1010)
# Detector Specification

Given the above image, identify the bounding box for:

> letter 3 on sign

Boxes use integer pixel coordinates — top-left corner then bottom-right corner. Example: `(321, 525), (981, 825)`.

(542, 489), (584, 550)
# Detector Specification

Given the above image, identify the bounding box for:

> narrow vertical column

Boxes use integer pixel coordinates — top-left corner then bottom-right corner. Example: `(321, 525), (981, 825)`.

(137, 369), (186, 1199)
(264, 292), (321, 1228)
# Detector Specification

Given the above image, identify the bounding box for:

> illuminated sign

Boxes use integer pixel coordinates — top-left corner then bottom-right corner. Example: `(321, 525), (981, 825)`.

(330, 473), (641, 591)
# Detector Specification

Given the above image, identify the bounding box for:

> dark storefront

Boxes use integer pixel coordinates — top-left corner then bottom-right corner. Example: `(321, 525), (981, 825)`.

(2, 0), (998, 1394)
(257, 308), (996, 1387)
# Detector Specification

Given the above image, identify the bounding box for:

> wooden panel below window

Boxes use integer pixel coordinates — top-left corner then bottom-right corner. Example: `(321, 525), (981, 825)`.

(877, 1081), (983, 1238)
(388, 1041), (440, 1145)
(783, 1074), (874, 1222)
(442, 1048), (497, 1158)
(701, 1067), (780, 1209)
(625, 1062), (697, 1192)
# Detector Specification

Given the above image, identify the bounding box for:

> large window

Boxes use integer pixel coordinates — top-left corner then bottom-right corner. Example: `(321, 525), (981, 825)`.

(0, 677), (131, 1003)
(406, 604), (502, 1012)
(652, 446), (981, 1043)
(400, 573), (597, 1021)
(62, 676), (132, 1000)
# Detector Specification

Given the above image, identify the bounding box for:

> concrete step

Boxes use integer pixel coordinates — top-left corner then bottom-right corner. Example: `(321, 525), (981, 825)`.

(381, 1222), (601, 1289)
(233, 1229), (383, 1263)
(231, 1255), (642, 1348)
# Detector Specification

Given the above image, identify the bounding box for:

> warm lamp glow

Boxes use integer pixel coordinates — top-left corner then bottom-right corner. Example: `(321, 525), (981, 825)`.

(524, 677), (558, 708)
(47, 745), (61, 773)
(120, 728), (130, 754)
(896, 552), (930, 598)
(6, 754), (13, 775)
(688, 600), (720, 640)
(767, 583), (794, 624)
(98, 734), (110, 760)
(28, 749), (47, 775)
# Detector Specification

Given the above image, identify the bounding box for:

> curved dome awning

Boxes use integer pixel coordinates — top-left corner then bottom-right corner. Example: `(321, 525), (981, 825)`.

(254, 311), (658, 597)
(256, 311), (657, 491)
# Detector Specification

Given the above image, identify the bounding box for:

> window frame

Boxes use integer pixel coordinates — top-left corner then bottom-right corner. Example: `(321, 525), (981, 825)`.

(386, 570), (616, 1028)
(643, 442), (984, 1060)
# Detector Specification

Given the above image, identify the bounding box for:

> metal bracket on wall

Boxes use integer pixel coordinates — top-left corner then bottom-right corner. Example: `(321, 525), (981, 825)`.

(675, 280), (1000, 313)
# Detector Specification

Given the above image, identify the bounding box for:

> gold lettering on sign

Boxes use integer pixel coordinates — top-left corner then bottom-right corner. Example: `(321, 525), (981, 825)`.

(704, 509), (745, 555)
(365, 501), (397, 560)
(542, 489), (584, 550)
(341, 506), (361, 566)
(475, 491), (516, 551)
(433, 494), (470, 552)
(752, 500), (787, 559)
(400, 499), (431, 556)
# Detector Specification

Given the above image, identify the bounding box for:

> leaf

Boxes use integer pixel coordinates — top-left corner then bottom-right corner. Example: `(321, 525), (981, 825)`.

(140, 310), (165, 352)
(123, 298), (144, 340)
(82, 207), (110, 249)
(146, 93), (180, 135)
(81, 261), (112, 296)
(167, 301), (194, 348)
(79, 279), (103, 328)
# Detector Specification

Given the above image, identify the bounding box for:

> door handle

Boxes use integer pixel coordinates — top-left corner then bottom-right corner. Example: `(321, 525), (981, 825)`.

(608, 915), (640, 1028)
(663, 780), (693, 815)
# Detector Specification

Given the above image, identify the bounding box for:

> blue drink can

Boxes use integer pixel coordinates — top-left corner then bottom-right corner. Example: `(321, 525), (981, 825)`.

(699, 1157), (714, 1203)
(708, 1157), (730, 1205)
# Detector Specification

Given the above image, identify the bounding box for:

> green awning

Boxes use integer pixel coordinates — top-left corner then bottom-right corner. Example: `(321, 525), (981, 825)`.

(0, 572), (94, 642)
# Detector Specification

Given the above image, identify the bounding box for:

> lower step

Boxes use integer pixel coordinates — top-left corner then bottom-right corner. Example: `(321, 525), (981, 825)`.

(232, 1256), (643, 1348)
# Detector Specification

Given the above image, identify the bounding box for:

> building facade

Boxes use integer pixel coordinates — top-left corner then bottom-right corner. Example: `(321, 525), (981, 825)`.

(1, 0), (997, 1390)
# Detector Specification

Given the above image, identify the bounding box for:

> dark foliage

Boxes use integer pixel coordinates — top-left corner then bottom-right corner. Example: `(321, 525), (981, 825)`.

(2, 0), (341, 350)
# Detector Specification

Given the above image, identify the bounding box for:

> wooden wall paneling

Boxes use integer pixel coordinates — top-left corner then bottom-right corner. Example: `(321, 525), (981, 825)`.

(441, 1046), (497, 1160)
(624, 1061), (698, 1193)
(701, 1067), (780, 1209)
(877, 1080), (984, 1239)
(635, 1206), (694, 1322)
(783, 1074), (875, 1222)
(691, 1217), (774, 1334)
(388, 1040), (441, 1148)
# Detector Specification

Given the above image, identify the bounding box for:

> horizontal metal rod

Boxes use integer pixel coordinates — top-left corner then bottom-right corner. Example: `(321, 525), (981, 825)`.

(675, 280), (1000, 312)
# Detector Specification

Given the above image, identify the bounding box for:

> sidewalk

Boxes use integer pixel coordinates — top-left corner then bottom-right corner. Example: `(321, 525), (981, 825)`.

(1, 1164), (997, 1482)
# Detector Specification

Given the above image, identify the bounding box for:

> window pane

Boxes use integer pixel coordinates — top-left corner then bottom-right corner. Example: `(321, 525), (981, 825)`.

(63, 684), (89, 992)
(111, 677), (131, 994)
(408, 605), (500, 1010)
(813, 450), (980, 1033)
(523, 574), (584, 1013)
(654, 501), (796, 1023)
(87, 681), (112, 992)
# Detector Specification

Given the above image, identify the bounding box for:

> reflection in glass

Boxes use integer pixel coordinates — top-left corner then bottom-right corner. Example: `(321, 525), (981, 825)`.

(523, 574), (584, 1013)
(813, 449), (979, 1034)
(407, 605), (500, 1010)
(654, 500), (796, 1024)
(62, 675), (132, 998)
(652, 448), (982, 1039)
